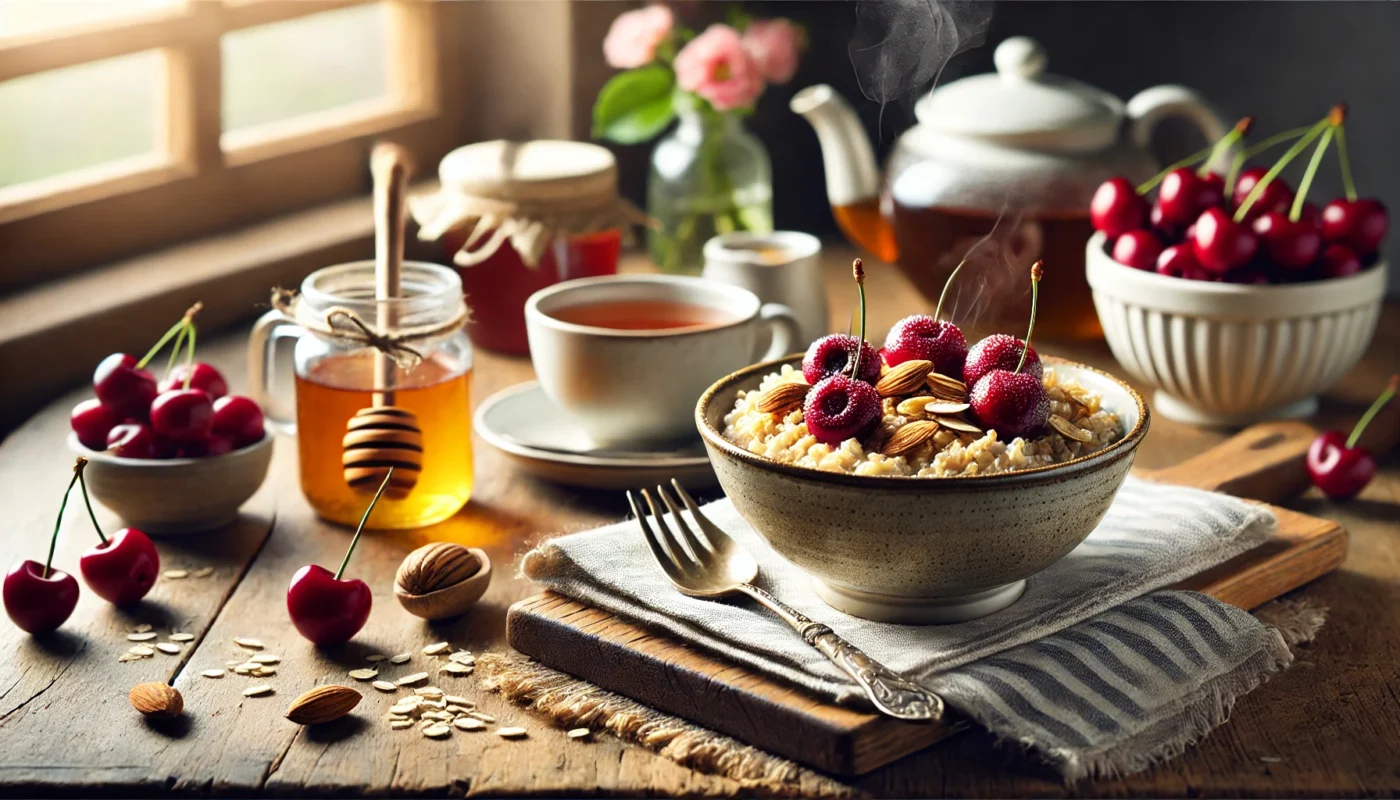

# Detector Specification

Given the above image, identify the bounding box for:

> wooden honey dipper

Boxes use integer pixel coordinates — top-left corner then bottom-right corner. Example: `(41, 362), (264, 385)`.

(342, 143), (422, 498)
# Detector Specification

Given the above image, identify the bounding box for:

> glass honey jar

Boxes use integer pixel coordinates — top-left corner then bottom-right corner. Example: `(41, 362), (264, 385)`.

(249, 260), (473, 529)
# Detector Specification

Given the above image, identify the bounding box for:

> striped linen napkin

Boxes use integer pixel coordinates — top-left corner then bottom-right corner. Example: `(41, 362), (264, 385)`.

(522, 476), (1293, 778)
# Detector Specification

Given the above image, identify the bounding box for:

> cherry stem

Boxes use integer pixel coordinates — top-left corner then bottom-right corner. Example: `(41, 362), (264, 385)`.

(1335, 124), (1358, 202)
(46, 468), (82, 579)
(1015, 261), (1043, 375)
(1242, 125), (1313, 159)
(1195, 117), (1253, 178)
(848, 259), (867, 379)
(1290, 125), (1334, 222)
(1225, 151), (1247, 198)
(165, 324), (189, 379)
(336, 467), (393, 580)
(1137, 150), (1212, 194)
(183, 323), (198, 391)
(136, 303), (204, 370)
(73, 458), (106, 545)
(1233, 118), (1330, 222)
(1346, 375), (1398, 450)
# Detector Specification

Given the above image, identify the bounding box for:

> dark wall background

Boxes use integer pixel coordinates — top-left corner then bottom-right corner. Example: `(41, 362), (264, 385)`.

(585, 1), (1400, 293)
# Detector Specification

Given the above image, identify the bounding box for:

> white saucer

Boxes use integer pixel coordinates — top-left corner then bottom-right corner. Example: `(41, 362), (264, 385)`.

(475, 382), (716, 490)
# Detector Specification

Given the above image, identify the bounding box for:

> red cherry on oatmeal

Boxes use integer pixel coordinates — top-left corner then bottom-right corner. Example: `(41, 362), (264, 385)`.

(1089, 177), (1147, 238)
(802, 334), (880, 385)
(93, 354), (158, 417)
(803, 375), (881, 445)
(1191, 207), (1258, 273)
(71, 399), (122, 450)
(159, 362), (229, 399)
(150, 389), (214, 443)
(963, 334), (1043, 388)
(1319, 243), (1362, 279)
(1157, 169), (1224, 226)
(971, 371), (1050, 440)
(1111, 229), (1163, 271)
(883, 315), (967, 377)
(1321, 198), (1388, 256)
(1252, 211), (1322, 271)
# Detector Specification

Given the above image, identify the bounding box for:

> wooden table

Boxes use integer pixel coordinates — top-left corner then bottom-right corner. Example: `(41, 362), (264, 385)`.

(1, 251), (1397, 797)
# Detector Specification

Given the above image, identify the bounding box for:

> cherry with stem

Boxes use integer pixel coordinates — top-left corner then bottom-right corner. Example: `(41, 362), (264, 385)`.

(337, 466), (392, 581)
(72, 458), (161, 605)
(847, 259), (868, 380)
(1234, 107), (1341, 222)
(1307, 375), (1397, 499)
(1289, 110), (1339, 223)
(1136, 117), (1252, 195)
(969, 262), (1050, 440)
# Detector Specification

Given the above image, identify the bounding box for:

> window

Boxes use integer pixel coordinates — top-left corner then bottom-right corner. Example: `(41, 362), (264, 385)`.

(0, 0), (465, 293)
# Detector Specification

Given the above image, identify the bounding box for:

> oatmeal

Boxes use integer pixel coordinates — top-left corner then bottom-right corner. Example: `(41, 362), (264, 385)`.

(722, 364), (1122, 477)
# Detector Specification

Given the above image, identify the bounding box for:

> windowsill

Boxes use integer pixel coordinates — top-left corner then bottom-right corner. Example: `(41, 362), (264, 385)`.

(0, 182), (442, 433)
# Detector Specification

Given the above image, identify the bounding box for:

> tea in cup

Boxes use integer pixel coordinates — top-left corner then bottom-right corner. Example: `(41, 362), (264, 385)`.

(525, 275), (798, 447)
(702, 231), (827, 346)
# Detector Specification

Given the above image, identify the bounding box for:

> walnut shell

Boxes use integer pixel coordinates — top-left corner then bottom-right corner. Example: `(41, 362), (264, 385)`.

(396, 542), (481, 595)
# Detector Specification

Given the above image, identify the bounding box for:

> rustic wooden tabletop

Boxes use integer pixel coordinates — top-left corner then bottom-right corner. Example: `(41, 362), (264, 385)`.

(1, 250), (1396, 797)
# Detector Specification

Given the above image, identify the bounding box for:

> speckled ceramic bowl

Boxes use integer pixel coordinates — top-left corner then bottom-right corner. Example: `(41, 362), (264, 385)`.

(696, 356), (1149, 623)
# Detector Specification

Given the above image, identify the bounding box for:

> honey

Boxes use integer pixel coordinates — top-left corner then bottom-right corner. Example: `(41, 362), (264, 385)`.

(833, 197), (1101, 341)
(295, 351), (473, 529)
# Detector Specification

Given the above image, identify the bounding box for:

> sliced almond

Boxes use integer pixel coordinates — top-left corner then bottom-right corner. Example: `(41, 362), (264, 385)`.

(163, 569), (189, 579)
(155, 643), (182, 655)
(923, 401), (971, 415)
(366, 654), (387, 662)
(466, 710), (496, 723)
(567, 728), (592, 740)
(117, 652), (146, 663)
(253, 667), (277, 677)
(348, 669), (378, 681)
(191, 567), (215, 578)
(881, 420), (941, 457)
(396, 672), (429, 686)
(935, 416), (983, 434)
(233, 637), (264, 650)
(372, 681), (397, 692)
(496, 726), (528, 739)
(243, 685), (274, 697)
(422, 723), (452, 739)
(443, 695), (471, 707)
(250, 654), (279, 664)
(127, 632), (158, 641)
(875, 359), (933, 398)
(422, 642), (451, 656)
(390, 719), (413, 730)
(453, 717), (485, 731)
(169, 632), (195, 642)
(441, 663), (472, 676)
(414, 686), (444, 697)
(755, 381), (808, 415)
(448, 651), (475, 664)
(201, 669), (225, 678)
(390, 653), (412, 664)
(895, 396), (934, 417)
(1049, 415), (1095, 443)
(128, 645), (155, 656)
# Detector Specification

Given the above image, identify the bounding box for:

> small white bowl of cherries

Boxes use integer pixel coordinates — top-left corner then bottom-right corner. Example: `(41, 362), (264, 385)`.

(67, 304), (272, 534)
(1084, 105), (1389, 425)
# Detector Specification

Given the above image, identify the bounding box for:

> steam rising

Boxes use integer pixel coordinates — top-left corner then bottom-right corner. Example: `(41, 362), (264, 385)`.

(848, 0), (993, 109)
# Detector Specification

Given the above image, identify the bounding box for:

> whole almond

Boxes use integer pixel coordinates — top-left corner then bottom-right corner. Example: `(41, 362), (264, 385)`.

(926, 372), (968, 401)
(285, 685), (362, 725)
(129, 683), (183, 718)
(875, 360), (933, 398)
(396, 542), (481, 595)
(881, 420), (941, 457)
(755, 382), (808, 415)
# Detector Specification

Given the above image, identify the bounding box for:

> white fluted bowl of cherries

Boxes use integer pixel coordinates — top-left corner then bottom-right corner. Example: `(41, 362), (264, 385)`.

(1086, 107), (1388, 426)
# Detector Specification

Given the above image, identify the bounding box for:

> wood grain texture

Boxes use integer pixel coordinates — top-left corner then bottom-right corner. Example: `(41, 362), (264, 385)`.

(0, 250), (1396, 796)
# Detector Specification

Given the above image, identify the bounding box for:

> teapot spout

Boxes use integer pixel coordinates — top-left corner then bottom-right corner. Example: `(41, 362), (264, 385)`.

(791, 85), (895, 262)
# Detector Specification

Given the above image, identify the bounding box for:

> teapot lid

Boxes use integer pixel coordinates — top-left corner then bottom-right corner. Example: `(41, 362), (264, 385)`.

(915, 37), (1123, 152)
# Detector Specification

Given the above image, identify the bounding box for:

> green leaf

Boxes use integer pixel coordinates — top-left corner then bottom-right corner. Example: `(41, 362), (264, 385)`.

(592, 65), (677, 145)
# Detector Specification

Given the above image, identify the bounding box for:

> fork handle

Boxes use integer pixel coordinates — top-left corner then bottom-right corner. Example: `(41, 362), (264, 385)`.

(736, 583), (944, 722)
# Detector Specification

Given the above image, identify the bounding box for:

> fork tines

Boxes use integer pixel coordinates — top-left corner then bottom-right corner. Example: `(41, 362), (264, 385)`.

(628, 482), (714, 576)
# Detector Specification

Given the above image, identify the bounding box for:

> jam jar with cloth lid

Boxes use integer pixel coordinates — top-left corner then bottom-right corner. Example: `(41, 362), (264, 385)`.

(411, 139), (647, 355)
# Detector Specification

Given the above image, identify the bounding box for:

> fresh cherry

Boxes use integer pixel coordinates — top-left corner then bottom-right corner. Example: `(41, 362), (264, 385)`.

(202, 436), (236, 458)
(803, 375), (881, 445)
(211, 395), (265, 448)
(1306, 375), (1396, 499)
(1252, 211), (1322, 271)
(1157, 169), (1224, 226)
(1089, 177), (1147, 238)
(1321, 198), (1388, 257)
(71, 399), (122, 450)
(1231, 167), (1293, 222)
(93, 354), (158, 418)
(1223, 266), (1271, 285)
(1191, 207), (1258, 273)
(1319, 243), (1363, 279)
(150, 389), (214, 443)
(802, 334), (880, 385)
(70, 460), (159, 605)
(1149, 203), (1184, 243)
(1111, 229), (1163, 271)
(884, 316), (967, 377)
(4, 463), (85, 633)
(962, 334), (1043, 388)
(287, 469), (394, 645)
(967, 261), (1050, 439)
(1155, 243), (1216, 281)
(106, 423), (161, 459)
(159, 362), (228, 399)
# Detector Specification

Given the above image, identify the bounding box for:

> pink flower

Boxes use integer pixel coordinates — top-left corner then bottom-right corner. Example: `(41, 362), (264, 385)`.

(742, 19), (802, 84)
(603, 4), (674, 69)
(673, 25), (764, 111)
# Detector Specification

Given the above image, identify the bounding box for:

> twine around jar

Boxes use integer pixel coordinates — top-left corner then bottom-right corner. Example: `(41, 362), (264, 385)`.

(268, 287), (470, 370)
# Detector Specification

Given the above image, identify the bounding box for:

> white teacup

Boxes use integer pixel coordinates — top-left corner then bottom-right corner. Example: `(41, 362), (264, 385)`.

(525, 275), (799, 447)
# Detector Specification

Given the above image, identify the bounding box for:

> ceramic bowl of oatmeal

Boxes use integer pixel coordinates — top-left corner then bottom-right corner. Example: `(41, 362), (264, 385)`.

(695, 355), (1149, 624)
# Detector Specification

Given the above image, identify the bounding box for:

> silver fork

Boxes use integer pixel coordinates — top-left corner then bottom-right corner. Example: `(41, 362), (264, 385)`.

(628, 480), (943, 722)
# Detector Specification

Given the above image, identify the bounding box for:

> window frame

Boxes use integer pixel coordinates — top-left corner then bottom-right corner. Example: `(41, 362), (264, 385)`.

(0, 0), (467, 294)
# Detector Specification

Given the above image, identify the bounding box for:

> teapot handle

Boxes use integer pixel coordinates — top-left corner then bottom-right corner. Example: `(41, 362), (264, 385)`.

(1126, 86), (1234, 171)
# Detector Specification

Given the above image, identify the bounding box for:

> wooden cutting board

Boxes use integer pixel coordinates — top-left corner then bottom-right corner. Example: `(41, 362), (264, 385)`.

(506, 419), (1367, 777)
